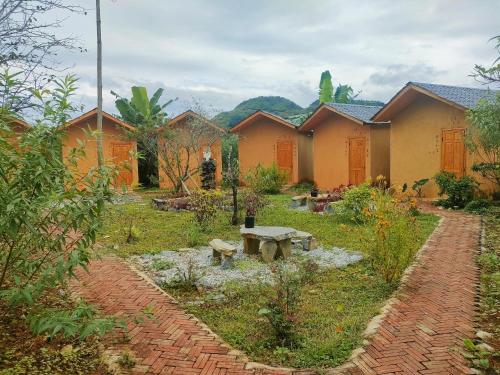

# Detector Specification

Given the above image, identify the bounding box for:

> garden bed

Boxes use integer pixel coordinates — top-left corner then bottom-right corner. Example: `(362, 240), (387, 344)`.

(99, 193), (439, 368)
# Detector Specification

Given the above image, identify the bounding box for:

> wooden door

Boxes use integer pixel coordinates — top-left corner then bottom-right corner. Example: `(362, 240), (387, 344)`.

(276, 141), (293, 182)
(349, 137), (366, 185)
(112, 143), (133, 187)
(441, 129), (465, 177)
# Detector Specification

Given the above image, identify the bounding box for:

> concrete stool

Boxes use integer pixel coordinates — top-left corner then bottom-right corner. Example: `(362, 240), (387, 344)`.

(209, 239), (237, 269)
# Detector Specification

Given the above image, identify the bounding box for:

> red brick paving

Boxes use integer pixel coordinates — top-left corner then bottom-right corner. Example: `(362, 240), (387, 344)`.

(71, 207), (480, 374)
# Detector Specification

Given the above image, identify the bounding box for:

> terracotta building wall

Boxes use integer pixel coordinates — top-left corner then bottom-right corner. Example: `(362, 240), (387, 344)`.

(390, 95), (493, 198)
(312, 115), (371, 189)
(237, 118), (299, 183)
(370, 124), (391, 183)
(62, 117), (138, 189)
(297, 133), (314, 182)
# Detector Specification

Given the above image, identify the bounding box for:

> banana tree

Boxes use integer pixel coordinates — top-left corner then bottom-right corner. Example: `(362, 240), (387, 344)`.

(112, 86), (175, 187)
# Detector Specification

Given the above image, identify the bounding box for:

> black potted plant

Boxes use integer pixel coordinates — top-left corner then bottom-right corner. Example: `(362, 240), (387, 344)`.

(310, 183), (319, 198)
(243, 190), (264, 228)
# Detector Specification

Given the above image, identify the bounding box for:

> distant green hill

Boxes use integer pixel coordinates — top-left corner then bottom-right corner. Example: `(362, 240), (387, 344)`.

(213, 96), (305, 128)
(213, 96), (385, 128)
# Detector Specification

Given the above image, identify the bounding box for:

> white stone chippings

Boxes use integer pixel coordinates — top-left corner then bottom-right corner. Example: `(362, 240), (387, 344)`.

(133, 240), (362, 290)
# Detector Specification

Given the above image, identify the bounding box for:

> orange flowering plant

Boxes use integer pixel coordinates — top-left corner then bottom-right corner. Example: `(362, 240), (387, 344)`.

(362, 186), (421, 284)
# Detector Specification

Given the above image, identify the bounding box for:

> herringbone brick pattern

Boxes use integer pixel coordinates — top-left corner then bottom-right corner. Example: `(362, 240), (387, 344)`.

(71, 207), (480, 375)
(339, 207), (480, 375)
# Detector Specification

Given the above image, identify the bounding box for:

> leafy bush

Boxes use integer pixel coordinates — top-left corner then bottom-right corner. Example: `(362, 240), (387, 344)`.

(434, 172), (477, 208)
(258, 263), (302, 348)
(464, 199), (491, 214)
(27, 302), (119, 340)
(0, 76), (117, 339)
(245, 163), (288, 194)
(412, 178), (429, 198)
(337, 183), (373, 223)
(188, 190), (223, 230)
(363, 189), (420, 284)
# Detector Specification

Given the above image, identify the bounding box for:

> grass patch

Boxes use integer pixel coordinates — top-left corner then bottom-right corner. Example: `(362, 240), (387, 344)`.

(99, 194), (438, 257)
(167, 262), (393, 368)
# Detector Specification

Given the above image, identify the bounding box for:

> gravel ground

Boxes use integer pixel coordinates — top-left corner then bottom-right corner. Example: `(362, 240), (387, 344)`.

(132, 240), (362, 290)
(111, 193), (144, 205)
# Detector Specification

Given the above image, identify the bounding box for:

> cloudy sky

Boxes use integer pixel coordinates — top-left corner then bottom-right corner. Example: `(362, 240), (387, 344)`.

(54, 0), (500, 116)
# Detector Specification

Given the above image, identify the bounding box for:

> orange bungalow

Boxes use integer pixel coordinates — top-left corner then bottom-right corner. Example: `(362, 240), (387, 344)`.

(1, 117), (31, 145)
(230, 111), (313, 184)
(7, 118), (31, 134)
(372, 82), (498, 198)
(299, 103), (390, 189)
(157, 110), (225, 190)
(61, 108), (139, 189)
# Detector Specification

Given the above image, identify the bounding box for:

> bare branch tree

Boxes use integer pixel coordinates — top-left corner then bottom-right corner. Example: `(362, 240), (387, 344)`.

(0, 0), (84, 113)
(158, 105), (222, 193)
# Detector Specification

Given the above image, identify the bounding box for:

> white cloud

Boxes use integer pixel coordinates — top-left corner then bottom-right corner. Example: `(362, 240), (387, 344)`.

(52, 0), (499, 114)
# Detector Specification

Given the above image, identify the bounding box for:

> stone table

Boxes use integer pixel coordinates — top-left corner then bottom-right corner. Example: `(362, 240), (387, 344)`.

(240, 226), (297, 263)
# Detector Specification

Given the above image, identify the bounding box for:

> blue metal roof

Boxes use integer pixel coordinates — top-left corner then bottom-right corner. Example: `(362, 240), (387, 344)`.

(325, 102), (384, 123)
(410, 82), (498, 109)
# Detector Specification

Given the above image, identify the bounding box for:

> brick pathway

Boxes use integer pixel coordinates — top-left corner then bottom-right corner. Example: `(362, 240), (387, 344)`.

(71, 208), (480, 375)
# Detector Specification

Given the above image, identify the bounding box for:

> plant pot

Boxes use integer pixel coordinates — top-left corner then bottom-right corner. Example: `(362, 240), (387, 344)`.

(244, 216), (255, 228)
(310, 189), (318, 198)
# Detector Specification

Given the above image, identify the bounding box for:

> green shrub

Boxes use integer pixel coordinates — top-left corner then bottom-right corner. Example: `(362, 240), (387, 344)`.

(337, 184), (373, 223)
(364, 189), (420, 284)
(0, 75), (118, 339)
(245, 163), (288, 194)
(27, 302), (118, 340)
(258, 262), (302, 348)
(188, 190), (223, 230)
(185, 225), (203, 247)
(434, 171), (477, 208)
(464, 199), (491, 214)
(169, 258), (202, 291)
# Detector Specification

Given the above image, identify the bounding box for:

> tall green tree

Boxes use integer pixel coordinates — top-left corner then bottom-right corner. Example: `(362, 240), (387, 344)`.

(319, 70), (333, 103)
(466, 93), (500, 190)
(112, 87), (174, 187)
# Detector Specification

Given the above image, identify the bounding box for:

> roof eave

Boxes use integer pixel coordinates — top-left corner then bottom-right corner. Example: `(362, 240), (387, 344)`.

(371, 83), (467, 121)
(230, 111), (295, 133)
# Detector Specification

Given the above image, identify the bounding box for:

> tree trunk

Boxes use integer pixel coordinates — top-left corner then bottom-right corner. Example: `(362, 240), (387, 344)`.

(231, 181), (238, 225)
(95, 0), (104, 168)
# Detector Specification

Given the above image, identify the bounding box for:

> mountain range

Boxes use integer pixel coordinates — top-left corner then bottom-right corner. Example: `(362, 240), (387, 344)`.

(212, 96), (385, 128)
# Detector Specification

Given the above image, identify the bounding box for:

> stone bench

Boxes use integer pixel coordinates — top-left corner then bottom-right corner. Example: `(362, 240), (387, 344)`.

(209, 239), (237, 269)
(240, 226), (296, 263)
